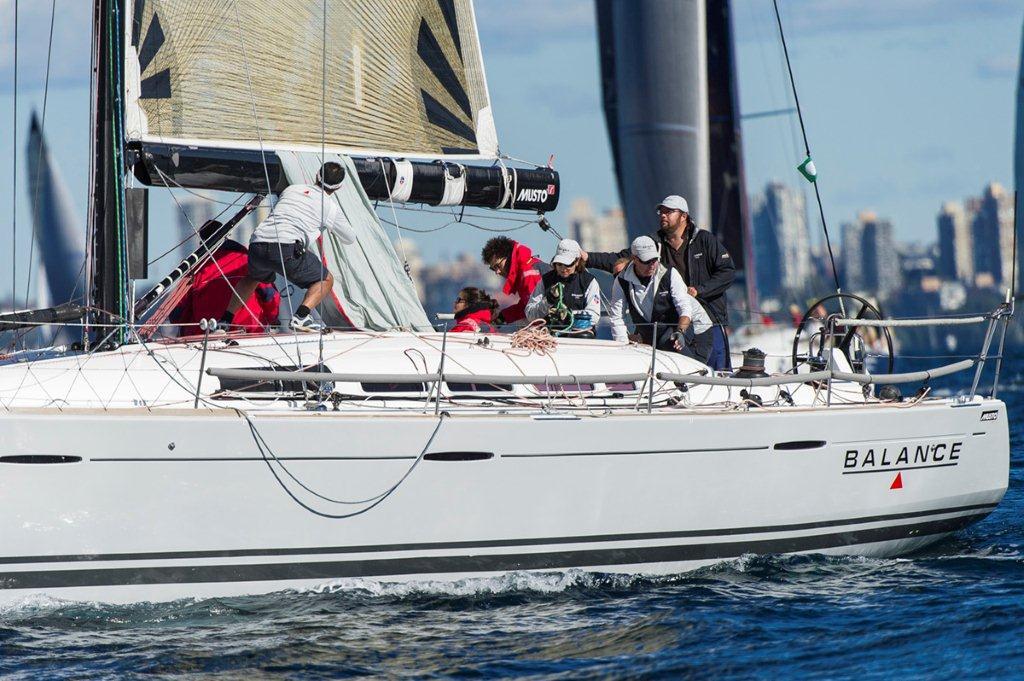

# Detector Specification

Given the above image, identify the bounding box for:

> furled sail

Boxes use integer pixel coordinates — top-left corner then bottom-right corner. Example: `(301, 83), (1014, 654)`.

(123, 0), (498, 159)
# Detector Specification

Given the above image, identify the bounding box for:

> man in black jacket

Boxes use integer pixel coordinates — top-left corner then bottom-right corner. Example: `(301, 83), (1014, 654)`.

(583, 195), (735, 369)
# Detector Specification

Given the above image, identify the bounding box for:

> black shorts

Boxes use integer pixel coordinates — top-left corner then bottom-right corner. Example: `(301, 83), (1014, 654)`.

(248, 241), (329, 289)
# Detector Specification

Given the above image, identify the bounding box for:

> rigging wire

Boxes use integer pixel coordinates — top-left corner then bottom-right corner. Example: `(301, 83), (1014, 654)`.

(318, 0), (327, 371)
(11, 0), (18, 312)
(771, 0), (842, 296)
(23, 0), (57, 312)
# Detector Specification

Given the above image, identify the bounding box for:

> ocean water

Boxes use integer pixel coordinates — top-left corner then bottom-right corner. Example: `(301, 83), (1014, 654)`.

(2, 375), (1022, 678)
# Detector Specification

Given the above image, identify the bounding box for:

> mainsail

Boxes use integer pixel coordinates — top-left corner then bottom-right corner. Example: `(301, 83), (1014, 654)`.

(123, 0), (498, 159)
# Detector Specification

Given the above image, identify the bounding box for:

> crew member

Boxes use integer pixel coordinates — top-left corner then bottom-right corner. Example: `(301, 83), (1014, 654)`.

(584, 195), (734, 368)
(217, 161), (356, 333)
(171, 220), (280, 335)
(451, 287), (498, 333)
(525, 239), (601, 337)
(480, 237), (545, 325)
(608, 236), (713, 362)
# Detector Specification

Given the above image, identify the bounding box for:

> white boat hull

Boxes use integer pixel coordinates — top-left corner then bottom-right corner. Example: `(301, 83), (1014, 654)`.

(0, 397), (1007, 604)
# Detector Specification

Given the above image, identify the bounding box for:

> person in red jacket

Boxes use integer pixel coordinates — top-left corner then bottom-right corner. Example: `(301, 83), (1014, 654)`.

(450, 287), (498, 333)
(171, 221), (281, 336)
(481, 237), (545, 325)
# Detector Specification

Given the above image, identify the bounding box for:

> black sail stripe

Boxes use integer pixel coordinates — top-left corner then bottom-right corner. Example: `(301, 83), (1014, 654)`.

(137, 13), (164, 73)
(417, 19), (473, 119)
(140, 69), (171, 99)
(0, 514), (988, 590)
(436, 0), (463, 62)
(0, 503), (996, 566)
(422, 90), (476, 143)
(131, 0), (146, 48)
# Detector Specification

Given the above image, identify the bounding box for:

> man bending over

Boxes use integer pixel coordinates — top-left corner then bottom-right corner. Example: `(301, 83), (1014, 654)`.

(217, 161), (356, 333)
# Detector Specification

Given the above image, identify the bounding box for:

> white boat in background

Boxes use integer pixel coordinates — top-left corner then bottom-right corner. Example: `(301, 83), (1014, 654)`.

(0, 0), (1011, 604)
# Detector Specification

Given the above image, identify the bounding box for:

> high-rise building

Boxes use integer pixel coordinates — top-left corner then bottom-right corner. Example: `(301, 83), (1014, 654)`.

(971, 182), (1015, 290)
(175, 194), (216, 261)
(936, 201), (973, 283)
(751, 182), (809, 299)
(568, 198), (628, 253)
(841, 220), (864, 292)
(841, 211), (901, 299)
(1015, 14), (1024, 295)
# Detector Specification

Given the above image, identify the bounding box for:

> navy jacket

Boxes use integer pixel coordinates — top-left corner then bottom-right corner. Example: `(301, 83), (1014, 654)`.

(588, 227), (735, 324)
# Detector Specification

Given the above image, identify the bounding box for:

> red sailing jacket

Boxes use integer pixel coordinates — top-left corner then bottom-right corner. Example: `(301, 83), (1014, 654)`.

(500, 241), (543, 323)
(451, 306), (496, 333)
(172, 241), (280, 335)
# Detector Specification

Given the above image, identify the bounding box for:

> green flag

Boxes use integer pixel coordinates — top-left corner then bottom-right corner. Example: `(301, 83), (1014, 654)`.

(797, 156), (817, 183)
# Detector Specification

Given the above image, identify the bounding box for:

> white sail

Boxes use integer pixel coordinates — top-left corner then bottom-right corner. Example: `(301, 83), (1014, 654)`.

(123, 0), (498, 159)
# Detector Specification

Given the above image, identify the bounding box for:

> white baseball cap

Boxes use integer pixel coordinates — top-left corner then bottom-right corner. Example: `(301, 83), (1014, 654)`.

(657, 195), (689, 213)
(552, 238), (582, 265)
(631, 236), (659, 262)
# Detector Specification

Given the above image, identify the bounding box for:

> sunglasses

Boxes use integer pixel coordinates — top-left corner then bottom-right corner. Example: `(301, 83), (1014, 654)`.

(636, 257), (659, 266)
(455, 297), (467, 304)
(656, 207), (680, 215)
(488, 258), (507, 273)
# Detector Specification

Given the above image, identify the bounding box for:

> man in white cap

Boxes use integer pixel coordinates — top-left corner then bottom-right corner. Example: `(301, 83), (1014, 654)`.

(582, 195), (734, 368)
(525, 238), (601, 337)
(216, 161), (356, 333)
(607, 236), (713, 362)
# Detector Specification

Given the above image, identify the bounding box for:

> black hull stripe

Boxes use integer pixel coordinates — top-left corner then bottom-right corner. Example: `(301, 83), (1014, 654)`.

(0, 503), (997, 566)
(0, 514), (988, 590)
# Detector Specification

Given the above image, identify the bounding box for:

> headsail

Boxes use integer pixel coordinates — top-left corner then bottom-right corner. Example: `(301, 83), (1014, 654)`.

(123, 0), (498, 159)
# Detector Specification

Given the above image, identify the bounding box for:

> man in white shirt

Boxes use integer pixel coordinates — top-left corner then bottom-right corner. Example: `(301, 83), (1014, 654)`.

(217, 162), (356, 333)
(608, 236), (714, 362)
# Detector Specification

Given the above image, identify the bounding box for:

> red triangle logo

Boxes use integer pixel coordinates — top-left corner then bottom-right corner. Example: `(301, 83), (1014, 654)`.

(890, 472), (903, 490)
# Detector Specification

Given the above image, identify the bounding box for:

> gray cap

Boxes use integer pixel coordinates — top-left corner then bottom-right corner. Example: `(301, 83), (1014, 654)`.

(657, 195), (689, 213)
(631, 236), (659, 262)
(552, 238), (582, 265)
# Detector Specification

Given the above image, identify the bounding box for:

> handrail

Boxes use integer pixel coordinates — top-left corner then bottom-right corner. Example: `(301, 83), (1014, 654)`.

(207, 368), (440, 383)
(832, 316), (986, 328)
(656, 371), (832, 387)
(830, 359), (975, 385)
(207, 367), (648, 387)
(444, 373), (648, 386)
(209, 361), (976, 391)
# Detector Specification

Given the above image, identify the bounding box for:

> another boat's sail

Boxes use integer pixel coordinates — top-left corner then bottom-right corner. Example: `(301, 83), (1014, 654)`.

(123, 0), (498, 159)
(596, 0), (753, 301)
(26, 113), (86, 307)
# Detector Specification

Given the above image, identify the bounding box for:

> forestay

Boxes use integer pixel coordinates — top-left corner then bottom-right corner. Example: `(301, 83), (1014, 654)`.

(278, 153), (432, 331)
(123, 0), (498, 159)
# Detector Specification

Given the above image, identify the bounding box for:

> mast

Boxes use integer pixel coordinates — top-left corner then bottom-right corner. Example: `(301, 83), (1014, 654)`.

(87, 0), (127, 344)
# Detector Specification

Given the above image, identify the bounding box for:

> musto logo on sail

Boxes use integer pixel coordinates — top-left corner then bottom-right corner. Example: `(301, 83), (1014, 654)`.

(842, 441), (963, 473)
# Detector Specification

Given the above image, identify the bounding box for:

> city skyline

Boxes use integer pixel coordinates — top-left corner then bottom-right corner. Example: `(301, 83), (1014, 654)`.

(0, 2), (1020, 298)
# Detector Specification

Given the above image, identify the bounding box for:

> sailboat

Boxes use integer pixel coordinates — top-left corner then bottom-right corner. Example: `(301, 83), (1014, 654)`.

(0, 0), (1010, 605)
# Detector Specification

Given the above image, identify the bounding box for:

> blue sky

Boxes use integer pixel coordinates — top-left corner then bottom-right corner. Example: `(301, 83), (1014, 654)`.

(0, 0), (1021, 299)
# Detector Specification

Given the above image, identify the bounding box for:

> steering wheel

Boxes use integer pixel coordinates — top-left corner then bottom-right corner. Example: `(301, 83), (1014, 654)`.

(790, 293), (894, 375)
